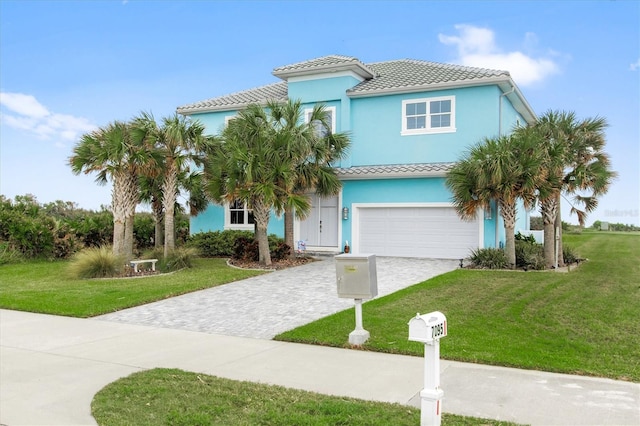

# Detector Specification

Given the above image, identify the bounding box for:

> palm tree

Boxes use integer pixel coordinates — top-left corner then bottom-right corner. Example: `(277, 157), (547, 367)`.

(266, 100), (350, 258)
(70, 120), (152, 258)
(135, 112), (208, 258)
(527, 111), (616, 267)
(205, 104), (292, 266)
(446, 133), (544, 267)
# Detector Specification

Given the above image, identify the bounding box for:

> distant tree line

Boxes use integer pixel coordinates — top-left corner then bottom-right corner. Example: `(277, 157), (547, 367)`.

(591, 220), (640, 232)
(0, 194), (188, 263)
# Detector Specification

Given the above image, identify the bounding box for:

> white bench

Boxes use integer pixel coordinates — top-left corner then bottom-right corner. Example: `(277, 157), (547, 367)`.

(129, 259), (158, 273)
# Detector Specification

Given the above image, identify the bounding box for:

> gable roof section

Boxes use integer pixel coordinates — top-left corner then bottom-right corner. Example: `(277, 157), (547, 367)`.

(347, 59), (510, 96)
(177, 55), (535, 122)
(177, 81), (288, 114)
(272, 54), (376, 80)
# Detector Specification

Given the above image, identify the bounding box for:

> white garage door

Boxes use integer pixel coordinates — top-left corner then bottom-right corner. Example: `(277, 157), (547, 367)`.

(357, 207), (479, 259)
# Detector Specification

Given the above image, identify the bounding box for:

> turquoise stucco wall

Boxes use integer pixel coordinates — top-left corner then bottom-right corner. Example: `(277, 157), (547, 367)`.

(349, 85), (502, 166)
(191, 203), (284, 236)
(288, 74), (361, 104)
(340, 177), (454, 246)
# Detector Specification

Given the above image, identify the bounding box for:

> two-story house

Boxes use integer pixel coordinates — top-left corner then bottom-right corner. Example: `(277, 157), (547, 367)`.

(177, 55), (535, 259)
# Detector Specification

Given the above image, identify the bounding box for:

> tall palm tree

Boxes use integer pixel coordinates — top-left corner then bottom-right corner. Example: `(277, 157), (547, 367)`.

(528, 110), (616, 267)
(446, 133), (544, 267)
(205, 104), (296, 266)
(135, 112), (208, 258)
(267, 100), (350, 258)
(69, 121), (151, 258)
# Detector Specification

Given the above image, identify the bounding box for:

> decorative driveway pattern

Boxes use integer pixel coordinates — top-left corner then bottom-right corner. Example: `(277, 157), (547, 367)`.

(96, 257), (458, 339)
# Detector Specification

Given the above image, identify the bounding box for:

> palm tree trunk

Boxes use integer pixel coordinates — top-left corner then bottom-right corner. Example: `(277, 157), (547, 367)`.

(123, 173), (138, 260)
(153, 197), (164, 249)
(253, 198), (272, 266)
(555, 193), (565, 267)
(284, 206), (295, 259)
(540, 195), (558, 268)
(111, 172), (127, 257)
(162, 163), (178, 258)
(500, 200), (517, 268)
(124, 214), (134, 259)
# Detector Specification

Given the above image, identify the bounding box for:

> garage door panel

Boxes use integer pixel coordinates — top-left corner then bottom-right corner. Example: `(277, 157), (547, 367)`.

(358, 207), (479, 259)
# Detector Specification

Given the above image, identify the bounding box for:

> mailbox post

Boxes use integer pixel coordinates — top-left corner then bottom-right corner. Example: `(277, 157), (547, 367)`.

(408, 311), (447, 426)
(335, 254), (378, 345)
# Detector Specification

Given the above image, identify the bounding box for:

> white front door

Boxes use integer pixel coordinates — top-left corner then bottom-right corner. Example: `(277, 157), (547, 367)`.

(299, 194), (339, 248)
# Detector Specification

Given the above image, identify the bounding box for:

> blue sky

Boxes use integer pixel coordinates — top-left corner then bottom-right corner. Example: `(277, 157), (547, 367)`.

(1, 0), (638, 226)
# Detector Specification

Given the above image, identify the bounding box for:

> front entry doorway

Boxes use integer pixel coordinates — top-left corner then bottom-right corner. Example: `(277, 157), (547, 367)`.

(299, 194), (339, 248)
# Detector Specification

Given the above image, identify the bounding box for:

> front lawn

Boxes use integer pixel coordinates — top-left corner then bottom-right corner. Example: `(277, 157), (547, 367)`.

(0, 257), (265, 317)
(91, 368), (521, 426)
(276, 232), (640, 382)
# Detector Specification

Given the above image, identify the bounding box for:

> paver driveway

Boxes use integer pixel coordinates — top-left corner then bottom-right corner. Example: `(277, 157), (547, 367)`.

(97, 257), (458, 339)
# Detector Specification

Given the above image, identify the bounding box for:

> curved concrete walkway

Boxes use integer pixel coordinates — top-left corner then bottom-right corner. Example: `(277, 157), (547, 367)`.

(96, 257), (459, 339)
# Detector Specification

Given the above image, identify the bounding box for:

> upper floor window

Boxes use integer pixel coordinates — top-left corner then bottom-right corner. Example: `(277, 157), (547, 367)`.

(225, 200), (254, 230)
(401, 96), (455, 135)
(305, 106), (336, 137)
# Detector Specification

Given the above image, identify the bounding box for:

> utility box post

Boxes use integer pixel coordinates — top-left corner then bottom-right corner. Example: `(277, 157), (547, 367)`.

(408, 311), (447, 426)
(335, 254), (378, 345)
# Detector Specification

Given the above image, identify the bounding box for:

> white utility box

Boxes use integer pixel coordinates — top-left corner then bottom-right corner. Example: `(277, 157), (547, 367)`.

(408, 311), (447, 344)
(335, 253), (378, 299)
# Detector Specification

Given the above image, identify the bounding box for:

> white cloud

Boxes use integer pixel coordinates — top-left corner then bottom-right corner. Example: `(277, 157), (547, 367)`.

(0, 92), (50, 118)
(0, 92), (96, 143)
(630, 58), (640, 71)
(438, 24), (560, 87)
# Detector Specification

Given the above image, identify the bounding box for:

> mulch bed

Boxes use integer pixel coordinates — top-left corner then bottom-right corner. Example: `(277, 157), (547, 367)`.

(228, 256), (315, 271)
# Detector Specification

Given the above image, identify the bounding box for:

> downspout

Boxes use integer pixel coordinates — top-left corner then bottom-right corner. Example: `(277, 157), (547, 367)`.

(499, 84), (515, 136)
(496, 85), (516, 247)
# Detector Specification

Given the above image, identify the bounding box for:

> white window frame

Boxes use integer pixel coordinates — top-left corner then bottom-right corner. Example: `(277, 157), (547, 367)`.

(224, 200), (254, 231)
(401, 96), (456, 135)
(304, 106), (336, 136)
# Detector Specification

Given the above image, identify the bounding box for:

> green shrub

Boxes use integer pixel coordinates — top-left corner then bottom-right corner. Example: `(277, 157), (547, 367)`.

(187, 230), (254, 257)
(67, 246), (124, 279)
(563, 245), (580, 264)
(468, 247), (509, 269)
(515, 240), (546, 270)
(271, 241), (291, 261)
(515, 231), (537, 244)
(233, 236), (258, 261)
(162, 247), (198, 272)
(0, 242), (24, 265)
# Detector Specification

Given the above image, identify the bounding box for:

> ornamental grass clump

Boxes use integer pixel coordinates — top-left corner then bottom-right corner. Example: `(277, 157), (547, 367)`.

(468, 247), (509, 269)
(67, 246), (124, 279)
(163, 247), (198, 272)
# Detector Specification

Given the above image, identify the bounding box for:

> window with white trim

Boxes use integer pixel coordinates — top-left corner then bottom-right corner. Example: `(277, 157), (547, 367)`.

(225, 200), (254, 230)
(401, 96), (455, 135)
(305, 106), (336, 137)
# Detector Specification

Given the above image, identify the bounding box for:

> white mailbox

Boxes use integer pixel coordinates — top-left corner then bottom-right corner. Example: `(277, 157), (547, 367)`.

(408, 311), (447, 344)
(335, 254), (378, 299)
(408, 311), (448, 426)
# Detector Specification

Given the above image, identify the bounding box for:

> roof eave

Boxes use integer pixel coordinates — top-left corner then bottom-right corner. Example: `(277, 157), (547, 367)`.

(273, 63), (375, 80)
(336, 169), (450, 180)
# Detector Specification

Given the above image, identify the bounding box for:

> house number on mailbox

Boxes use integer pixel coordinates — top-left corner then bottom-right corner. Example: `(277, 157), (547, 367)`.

(432, 323), (445, 339)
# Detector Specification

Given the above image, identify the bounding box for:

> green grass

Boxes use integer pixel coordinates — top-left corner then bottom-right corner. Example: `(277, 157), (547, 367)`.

(91, 368), (521, 426)
(276, 232), (640, 382)
(0, 258), (265, 317)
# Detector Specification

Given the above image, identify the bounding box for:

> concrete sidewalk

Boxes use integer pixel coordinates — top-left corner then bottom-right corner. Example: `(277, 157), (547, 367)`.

(2, 309), (638, 426)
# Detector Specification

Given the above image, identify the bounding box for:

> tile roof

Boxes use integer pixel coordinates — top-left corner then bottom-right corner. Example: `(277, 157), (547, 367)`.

(347, 59), (510, 96)
(177, 55), (514, 114)
(336, 163), (454, 179)
(176, 81), (288, 114)
(272, 54), (376, 79)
